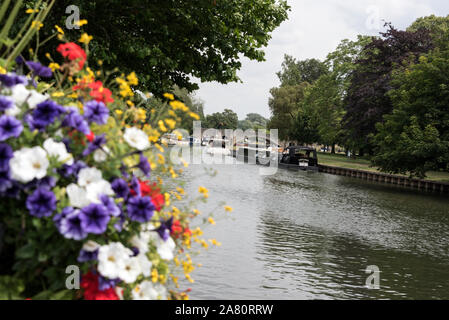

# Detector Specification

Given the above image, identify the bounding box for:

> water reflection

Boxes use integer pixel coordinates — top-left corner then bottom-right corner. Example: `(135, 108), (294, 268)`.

(181, 160), (449, 300)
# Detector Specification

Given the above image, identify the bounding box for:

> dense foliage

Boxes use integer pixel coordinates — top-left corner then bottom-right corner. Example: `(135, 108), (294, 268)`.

(23, 0), (290, 96)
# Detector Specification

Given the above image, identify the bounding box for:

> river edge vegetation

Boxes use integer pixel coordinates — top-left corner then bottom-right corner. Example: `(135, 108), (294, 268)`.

(267, 15), (449, 180)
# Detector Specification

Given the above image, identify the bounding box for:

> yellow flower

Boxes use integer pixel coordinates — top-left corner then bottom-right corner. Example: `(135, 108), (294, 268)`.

(209, 239), (222, 246)
(164, 118), (176, 130)
(51, 92), (65, 98)
(189, 112), (200, 120)
(151, 269), (159, 283)
(170, 100), (189, 112)
(75, 19), (88, 27)
(198, 186), (208, 195)
(48, 63), (61, 72)
(154, 143), (164, 153)
(224, 206), (233, 212)
(200, 239), (209, 249)
(127, 72), (138, 86)
(98, 60), (103, 66)
(79, 33), (93, 44)
(185, 274), (195, 284)
(157, 154), (165, 165)
(193, 209), (201, 216)
(0, 66), (6, 74)
(163, 93), (175, 100)
(176, 187), (185, 195)
(26, 8), (39, 14)
(192, 227), (203, 237)
(31, 20), (43, 30)
(158, 120), (167, 132)
(136, 108), (146, 120)
(208, 217), (216, 225)
(116, 78), (133, 98)
(55, 25), (64, 35)
(115, 109), (123, 116)
(164, 193), (171, 206)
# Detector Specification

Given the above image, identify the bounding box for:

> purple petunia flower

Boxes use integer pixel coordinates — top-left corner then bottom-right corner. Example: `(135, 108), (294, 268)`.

(127, 196), (155, 223)
(100, 194), (121, 217)
(84, 101), (109, 125)
(77, 248), (99, 263)
(26, 187), (57, 218)
(32, 100), (64, 128)
(0, 73), (27, 87)
(111, 178), (129, 199)
(26, 61), (53, 78)
(137, 154), (151, 177)
(82, 134), (106, 157)
(59, 160), (87, 179)
(130, 176), (141, 197)
(53, 207), (75, 232)
(62, 108), (90, 135)
(60, 210), (88, 241)
(0, 96), (13, 112)
(0, 143), (13, 171)
(79, 203), (110, 235)
(98, 276), (121, 291)
(156, 217), (173, 242)
(0, 115), (23, 141)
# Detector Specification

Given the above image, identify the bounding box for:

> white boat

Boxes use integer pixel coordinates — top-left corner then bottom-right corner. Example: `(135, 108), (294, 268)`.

(205, 138), (231, 156)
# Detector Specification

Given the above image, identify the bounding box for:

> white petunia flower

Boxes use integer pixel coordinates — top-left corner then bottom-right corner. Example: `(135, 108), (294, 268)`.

(93, 146), (111, 163)
(130, 232), (151, 255)
(9, 146), (49, 183)
(27, 90), (49, 109)
(136, 254), (152, 277)
(82, 240), (101, 252)
(10, 84), (30, 108)
(124, 127), (150, 151)
(66, 184), (90, 208)
(5, 104), (20, 117)
(98, 243), (133, 280)
(77, 167), (103, 187)
(85, 179), (114, 203)
(149, 232), (176, 261)
(132, 281), (167, 300)
(118, 257), (142, 284)
(43, 138), (74, 165)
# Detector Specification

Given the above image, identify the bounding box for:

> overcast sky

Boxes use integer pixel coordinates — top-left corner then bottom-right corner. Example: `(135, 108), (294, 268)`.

(195, 0), (449, 120)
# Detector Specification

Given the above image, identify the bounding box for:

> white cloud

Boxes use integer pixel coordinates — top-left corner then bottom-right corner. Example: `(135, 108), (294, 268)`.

(197, 0), (448, 119)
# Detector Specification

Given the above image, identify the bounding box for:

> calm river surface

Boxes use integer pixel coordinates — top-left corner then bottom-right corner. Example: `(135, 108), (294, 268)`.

(179, 155), (449, 300)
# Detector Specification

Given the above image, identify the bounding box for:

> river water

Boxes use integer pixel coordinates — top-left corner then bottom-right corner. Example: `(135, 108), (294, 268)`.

(179, 155), (449, 300)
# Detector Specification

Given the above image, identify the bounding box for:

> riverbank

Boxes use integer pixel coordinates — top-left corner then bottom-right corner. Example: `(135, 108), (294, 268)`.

(318, 152), (449, 183)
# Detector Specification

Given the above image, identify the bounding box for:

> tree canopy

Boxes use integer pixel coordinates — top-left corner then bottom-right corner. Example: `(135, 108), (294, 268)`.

(26, 0), (290, 96)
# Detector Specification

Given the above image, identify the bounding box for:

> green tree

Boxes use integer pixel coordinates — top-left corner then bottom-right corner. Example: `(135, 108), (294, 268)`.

(267, 83), (309, 142)
(276, 55), (328, 86)
(25, 0), (289, 95)
(372, 52), (449, 178)
(205, 109), (238, 129)
(408, 15), (449, 51)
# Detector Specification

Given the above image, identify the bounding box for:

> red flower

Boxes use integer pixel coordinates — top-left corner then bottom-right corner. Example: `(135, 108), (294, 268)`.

(130, 180), (165, 211)
(171, 220), (191, 239)
(57, 43), (87, 70)
(86, 131), (95, 143)
(81, 271), (119, 300)
(88, 81), (114, 104)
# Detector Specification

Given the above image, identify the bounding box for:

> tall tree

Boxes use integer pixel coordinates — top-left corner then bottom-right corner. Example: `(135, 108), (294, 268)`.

(342, 24), (434, 155)
(205, 109), (238, 129)
(267, 83), (309, 142)
(408, 15), (449, 51)
(276, 55), (328, 86)
(25, 0), (289, 95)
(372, 52), (449, 178)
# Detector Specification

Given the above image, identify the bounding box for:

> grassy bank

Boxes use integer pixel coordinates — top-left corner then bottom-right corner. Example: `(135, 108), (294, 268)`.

(317, 152), (449, 183)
